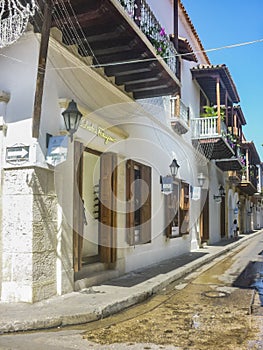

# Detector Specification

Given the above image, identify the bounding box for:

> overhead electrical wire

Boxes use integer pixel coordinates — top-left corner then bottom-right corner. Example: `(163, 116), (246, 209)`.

(2, 36), (262, 69)
(51, 0), (101, 67)
(1, 0), (263, 73)
(90, 37), (263, 69)
(39, 36), (263, 72)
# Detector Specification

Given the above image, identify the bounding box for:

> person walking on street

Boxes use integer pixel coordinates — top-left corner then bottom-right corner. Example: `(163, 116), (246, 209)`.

(232, 219), (239, 239)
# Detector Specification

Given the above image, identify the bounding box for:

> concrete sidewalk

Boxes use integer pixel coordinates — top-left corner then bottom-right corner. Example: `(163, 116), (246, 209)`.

(1, 230), (262, 334)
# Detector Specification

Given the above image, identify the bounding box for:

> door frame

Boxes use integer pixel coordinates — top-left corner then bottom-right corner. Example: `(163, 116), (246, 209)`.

(200, 190), (209, 243)
(73, 146), (117, 273)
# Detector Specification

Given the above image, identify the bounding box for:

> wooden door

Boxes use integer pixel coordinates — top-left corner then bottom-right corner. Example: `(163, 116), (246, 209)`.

(200, 190), (209, 243)
(99, 152), (117, 263)
(179, 182), (190, 235)
(126, 159), (135, 245)
(73, 141), (84, 272)
(221, 198), (226, 237)
(140, 164), (151, 244)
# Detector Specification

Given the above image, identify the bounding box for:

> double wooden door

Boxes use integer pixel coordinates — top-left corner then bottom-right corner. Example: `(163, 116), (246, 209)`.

(73, 142), (117, 273)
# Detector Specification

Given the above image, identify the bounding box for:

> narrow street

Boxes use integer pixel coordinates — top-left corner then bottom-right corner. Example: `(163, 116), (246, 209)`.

(0, 233), (263, 350)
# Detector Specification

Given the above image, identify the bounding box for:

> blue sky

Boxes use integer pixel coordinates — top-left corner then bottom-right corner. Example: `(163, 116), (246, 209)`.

(182, 0), (263, 160)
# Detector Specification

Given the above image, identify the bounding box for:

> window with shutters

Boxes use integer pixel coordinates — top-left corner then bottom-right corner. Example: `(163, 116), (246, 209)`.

(180, 181), (190, 235)
(165, 182), (180, 238)
(165, 181), (190, 238)
(126, 160), (151, 245)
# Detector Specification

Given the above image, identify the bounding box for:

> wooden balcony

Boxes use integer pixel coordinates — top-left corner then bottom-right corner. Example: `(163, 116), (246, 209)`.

(228, 170), (242, 185)
(237, 141), (261, 194)
(36, 0), (180, 99)
(191, 116), (242, 170)
(237, 178), (258, 195)
(227, 169), (258, 194)
(170, 97), (189, 134)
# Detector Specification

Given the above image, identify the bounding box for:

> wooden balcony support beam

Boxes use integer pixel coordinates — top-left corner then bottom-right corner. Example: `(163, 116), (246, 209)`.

(173, 0), (179, 51)
(246, 148), (249, 181)
(216, 76), (221, 134)
(32, 0), (52, 139)
(225, 90), (228, 127)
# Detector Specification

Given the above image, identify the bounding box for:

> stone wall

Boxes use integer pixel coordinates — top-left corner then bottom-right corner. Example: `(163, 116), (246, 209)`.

(1, 166), (58, 302)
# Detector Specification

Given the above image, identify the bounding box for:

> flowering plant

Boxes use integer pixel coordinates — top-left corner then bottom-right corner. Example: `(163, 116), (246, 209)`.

(240, 157), (246, 166)
(118, 0), (169, 61)
(142, 26), (169, 61)
(224, 133), (240, 150)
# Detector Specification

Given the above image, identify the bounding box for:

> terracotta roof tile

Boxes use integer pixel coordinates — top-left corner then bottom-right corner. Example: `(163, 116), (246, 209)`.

(179, 0), (210, 64)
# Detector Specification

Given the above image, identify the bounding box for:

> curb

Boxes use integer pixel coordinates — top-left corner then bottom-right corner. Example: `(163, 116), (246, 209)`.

(0, 231), (262, 333)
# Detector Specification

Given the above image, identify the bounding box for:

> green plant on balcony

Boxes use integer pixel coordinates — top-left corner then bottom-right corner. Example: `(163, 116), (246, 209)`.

(200, 105), (225, 120)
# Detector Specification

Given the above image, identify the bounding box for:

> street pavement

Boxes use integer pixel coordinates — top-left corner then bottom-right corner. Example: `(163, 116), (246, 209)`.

(0, 230), (262, 334)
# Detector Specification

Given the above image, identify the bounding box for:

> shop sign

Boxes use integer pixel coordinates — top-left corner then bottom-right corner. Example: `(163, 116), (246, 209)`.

(46, 135), (68, 166)
(80, 119), (117, 144)
(6, 144), (29, 164)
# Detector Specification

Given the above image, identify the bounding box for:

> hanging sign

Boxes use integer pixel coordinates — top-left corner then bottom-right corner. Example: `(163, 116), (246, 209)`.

(46, 135), (68, 166)
(192, 186), (201, 201)
(161, 176), (173, 195)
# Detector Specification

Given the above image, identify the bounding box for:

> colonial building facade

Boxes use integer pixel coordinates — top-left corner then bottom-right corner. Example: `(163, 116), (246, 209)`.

(0, 0), (262, 302)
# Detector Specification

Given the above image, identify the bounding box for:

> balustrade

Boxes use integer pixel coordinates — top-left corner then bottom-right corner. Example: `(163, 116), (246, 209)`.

(170, 97), (189, 125)
(117, 0), (178, 75)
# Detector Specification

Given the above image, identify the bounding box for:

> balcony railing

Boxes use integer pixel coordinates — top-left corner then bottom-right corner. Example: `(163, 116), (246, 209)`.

(169, 97), (189, 134)
(228, 170), (242, 184)
(191, 116), (227, 139)
(170, 98), (189, 125)
(117, 0), (177, 75)
(238, 171), (258, 195)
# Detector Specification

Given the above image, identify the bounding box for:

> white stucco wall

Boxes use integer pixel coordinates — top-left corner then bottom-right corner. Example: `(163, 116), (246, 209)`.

(0, 2), (215, 300)
(146, 0), (174, 34)
(207, 162), (224, 244)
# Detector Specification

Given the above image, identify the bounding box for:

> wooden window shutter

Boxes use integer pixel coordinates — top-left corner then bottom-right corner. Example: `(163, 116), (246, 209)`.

(99, 152), (117, 263)
(140, 163), (151, 244)
(126, 159), (135, 245)
(180, 181), (190, 235)
(126, 160), (151, 245)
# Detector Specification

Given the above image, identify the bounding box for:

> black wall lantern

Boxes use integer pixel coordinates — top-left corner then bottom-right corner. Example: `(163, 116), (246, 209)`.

(169, 158), (180, 178)
(213, 185), (225, 202)
(62, 99), (83, 142)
